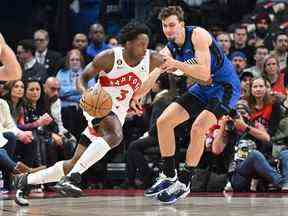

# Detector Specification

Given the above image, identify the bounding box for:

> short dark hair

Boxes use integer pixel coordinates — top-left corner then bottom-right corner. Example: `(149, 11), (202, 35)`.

(234, 24), (247, 33)
(158, 6), (184, 22)
(273, 31), (287, 42)
(18, 39), (36, 54)
(118, 21), (150, 45)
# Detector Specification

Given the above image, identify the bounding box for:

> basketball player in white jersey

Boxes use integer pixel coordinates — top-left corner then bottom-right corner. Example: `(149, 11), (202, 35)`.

(0, 33), (22, 80)
(13, 22), (166, 204)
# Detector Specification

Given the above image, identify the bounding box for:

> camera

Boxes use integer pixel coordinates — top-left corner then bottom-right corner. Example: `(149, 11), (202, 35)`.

(224, 109), (240, 133)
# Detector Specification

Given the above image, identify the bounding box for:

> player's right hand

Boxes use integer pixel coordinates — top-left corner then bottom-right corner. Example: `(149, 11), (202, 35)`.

(130, 98), (143, 116)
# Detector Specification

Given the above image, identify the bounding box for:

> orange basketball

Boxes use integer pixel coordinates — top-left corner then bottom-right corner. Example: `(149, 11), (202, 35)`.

(80, 87), (112, 118)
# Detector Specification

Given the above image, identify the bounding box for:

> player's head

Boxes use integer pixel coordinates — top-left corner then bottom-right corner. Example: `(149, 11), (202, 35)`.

(158, 6), (185, 42)
(118, 21), (150, 59)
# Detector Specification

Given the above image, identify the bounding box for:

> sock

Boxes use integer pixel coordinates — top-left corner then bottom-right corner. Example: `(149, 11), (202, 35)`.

(68, 137), (111, 176)
(178, 164), (195, 187)
(162, 156), (176, 178)
(27, 161), (64, 185)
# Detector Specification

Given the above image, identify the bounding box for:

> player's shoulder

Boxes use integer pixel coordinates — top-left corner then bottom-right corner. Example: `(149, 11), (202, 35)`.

(95, 48), (115, 60)
(92, 48), (115, 71)
(93, 48), (115, 64)
(191, 27), (212, 46)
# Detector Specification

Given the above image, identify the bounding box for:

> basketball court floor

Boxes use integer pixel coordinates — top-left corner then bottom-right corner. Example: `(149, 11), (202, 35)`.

(1, 190), (288, 216)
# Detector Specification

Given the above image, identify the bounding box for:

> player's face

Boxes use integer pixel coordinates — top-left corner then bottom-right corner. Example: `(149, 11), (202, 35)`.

(251, 78), (267, 99)
(25, 81), (41, 104)
(11, 80), (24, 99)
(162, 15), (184, 41)
(129, 34), (149, 59)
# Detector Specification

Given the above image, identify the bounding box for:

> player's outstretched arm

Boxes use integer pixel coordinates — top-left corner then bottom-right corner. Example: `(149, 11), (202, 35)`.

(0, 33), (22, 81)
(77, 50), (114, 93)
(161, 27), (212, 85)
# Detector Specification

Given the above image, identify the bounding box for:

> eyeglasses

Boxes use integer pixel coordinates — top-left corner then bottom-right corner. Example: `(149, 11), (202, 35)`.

(34, 38), (46, 42)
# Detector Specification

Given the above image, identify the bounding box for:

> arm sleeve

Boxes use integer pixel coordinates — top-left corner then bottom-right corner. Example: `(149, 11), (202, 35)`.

(268, 102), (282, 136)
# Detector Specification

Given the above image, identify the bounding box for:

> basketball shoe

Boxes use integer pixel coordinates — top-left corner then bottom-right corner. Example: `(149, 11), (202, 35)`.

(144, 171), (177, 197)
(53, 172), (82, 197)
(157, 180), (190, 204)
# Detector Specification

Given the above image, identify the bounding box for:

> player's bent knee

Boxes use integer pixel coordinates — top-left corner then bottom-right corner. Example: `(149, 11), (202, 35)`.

(156, 114), (171, 128)
(191, 122), (205, 134)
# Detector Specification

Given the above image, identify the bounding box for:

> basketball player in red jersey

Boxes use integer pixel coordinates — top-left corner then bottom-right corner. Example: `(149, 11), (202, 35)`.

(0, 33), (22, 80)
(13, 22), (166, 204)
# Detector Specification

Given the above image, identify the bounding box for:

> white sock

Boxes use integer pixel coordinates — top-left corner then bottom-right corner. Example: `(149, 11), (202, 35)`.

(68, 137), (111, 176)
(27, 161), (64, 185)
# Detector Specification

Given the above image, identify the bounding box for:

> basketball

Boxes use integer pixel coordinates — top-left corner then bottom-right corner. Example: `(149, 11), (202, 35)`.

(80, 86), (112, 118)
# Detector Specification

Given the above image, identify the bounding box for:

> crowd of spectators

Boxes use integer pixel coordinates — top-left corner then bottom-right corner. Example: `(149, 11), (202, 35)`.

(0, 0), (288, 193)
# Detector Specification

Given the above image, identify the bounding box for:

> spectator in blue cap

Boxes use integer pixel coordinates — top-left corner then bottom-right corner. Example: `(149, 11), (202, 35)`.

(230, 51), (247, 76)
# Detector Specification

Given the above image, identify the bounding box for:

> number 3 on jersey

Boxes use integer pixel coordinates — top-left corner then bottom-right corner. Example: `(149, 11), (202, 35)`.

(116, 89), (129, 101)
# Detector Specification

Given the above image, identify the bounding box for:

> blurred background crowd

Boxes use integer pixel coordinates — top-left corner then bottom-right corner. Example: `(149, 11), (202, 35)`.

(1, 0), (288, 193)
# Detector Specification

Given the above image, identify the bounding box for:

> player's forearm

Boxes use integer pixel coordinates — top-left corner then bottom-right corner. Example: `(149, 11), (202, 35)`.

(133, 68), (163, 100)
(0, 45), (22, 80)
(77, 63), (94, 93)
(174, 60), (211, 84)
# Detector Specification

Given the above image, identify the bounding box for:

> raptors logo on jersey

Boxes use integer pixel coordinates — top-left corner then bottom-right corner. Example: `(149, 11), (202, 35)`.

(94, 46), (150, 125)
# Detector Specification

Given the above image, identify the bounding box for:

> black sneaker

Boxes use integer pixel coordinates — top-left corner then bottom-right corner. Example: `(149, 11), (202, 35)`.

(13, 174), (32, 206)
(13, 173), (28, 190)
(15, 189), (29, 206)
(53, 173), (82, 198)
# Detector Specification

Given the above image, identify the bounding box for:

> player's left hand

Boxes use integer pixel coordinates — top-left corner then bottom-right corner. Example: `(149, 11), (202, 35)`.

(161, 55), (177, 71)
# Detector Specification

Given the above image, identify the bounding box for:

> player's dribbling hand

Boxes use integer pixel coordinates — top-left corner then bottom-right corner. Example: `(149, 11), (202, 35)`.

(161, 55), (177, 71)
(130, 98), (143, 116)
